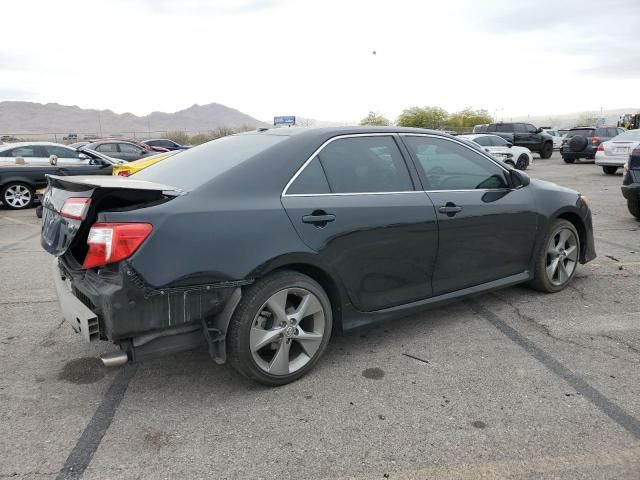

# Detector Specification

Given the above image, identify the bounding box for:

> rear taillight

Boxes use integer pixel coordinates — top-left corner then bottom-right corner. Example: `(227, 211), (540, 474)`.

(60, 197), (91, 220)
(597, 143), (604, 152)
(591, 136), (601, 145)
(83, 223), (152, 269)
(117, 170), (130, 177)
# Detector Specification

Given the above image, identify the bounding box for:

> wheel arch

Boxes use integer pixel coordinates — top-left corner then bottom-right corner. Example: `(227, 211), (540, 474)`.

(556, 211), (588, 263)
(256, 260), (345, 333)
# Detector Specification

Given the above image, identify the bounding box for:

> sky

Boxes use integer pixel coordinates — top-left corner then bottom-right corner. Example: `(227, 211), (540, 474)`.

(1, 0), (638, 123)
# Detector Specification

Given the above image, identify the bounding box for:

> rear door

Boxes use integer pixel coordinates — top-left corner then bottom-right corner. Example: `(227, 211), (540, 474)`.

(95, 142), (122, 159)
(401, 134), (538, 296)
(281, 134), (439, 312)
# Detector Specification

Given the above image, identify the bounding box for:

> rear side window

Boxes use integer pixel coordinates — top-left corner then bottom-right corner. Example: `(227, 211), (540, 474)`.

(404, 136), (508, 191)
(9, 146), (39, 157)
(135, 134), (287, 191)
(316, 136), (413, 193)
(497, 124), (514, 133)
(287, 157), (330, 194)
(96, 143), (119, 153)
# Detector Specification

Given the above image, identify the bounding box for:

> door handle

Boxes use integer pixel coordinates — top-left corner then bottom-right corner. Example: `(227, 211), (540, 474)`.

(302, 211), (335, 225)
(438, 203), (463, 217)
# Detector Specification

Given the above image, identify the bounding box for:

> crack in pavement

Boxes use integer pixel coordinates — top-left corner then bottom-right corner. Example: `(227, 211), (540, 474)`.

(489, 292), (638, 364)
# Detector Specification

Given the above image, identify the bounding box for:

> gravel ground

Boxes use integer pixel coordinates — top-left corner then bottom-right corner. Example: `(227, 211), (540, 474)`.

(0, 152), (638, 479)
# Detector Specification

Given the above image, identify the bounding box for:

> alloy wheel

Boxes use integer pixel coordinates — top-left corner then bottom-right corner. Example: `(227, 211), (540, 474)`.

(250, 287), (326, 376)
(545, 227), (578, 286)
(4, 184), (32, 208)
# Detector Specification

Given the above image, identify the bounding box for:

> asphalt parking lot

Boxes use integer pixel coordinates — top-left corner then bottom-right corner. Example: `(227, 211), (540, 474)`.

(1, 152), (639, 480)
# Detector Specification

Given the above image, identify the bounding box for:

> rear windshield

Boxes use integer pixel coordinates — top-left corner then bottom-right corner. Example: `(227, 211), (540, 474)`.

(133, 134), (287, 190)
(611, 129), (640, 141)
(566, 129), (595, 138)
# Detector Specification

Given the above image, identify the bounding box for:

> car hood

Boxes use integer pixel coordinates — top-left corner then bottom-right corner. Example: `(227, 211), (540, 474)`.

(530, 178), (579, 196)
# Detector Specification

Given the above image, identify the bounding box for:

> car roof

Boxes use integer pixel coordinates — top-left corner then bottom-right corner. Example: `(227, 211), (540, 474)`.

(458, 133), (499, 139)
(0, 141), (76, 151)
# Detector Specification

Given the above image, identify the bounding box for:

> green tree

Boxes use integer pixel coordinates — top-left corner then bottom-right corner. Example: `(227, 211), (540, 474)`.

(446, 108), (493, 130)
(397, 106), (448, 129)
(359, 111), (391, 126)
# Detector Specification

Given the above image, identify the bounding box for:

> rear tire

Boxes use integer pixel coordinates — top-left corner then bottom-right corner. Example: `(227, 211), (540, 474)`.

(1, 182), (35, 210)
(562, 157), (575, 164)
(540, 142), (553, 159)
(628, 199), (640, 219)
(602, 166), (618, 175)
(227, 270), (333, 386)
(529, 219), (580, 293)
(516, 154), (529, 170)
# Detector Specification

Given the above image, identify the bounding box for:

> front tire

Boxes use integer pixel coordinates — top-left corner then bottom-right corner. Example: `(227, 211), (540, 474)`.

(529, 219), (580, 293)
(1, 182), (35, 210)
(516, 154), (529, 170)
(602, 166), (618, 175)
(628, 199), (640, 219)
(227, 270), (333, 386)
(540, 142), (553, 159)
(562, 156), (575, 164)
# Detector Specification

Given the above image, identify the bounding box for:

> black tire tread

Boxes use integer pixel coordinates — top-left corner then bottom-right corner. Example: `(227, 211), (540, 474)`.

(529, 219), (580, 293)
(227, 270), (332, 386)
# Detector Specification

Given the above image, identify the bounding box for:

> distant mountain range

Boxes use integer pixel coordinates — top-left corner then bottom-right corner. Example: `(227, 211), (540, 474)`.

(0, 101), (269, 138)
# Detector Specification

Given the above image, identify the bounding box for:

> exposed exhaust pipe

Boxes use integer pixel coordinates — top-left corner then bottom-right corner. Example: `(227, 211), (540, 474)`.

(100, 351), (129, 367)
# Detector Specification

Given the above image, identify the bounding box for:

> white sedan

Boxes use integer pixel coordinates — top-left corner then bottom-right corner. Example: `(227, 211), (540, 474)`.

(542, 129), (564, 149)
(595, 129), (640, 174)
(459, 134), (533, 170)
(0, 142), (90, 165)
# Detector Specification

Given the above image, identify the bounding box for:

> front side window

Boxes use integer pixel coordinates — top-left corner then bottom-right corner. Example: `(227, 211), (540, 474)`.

(404, 136), (508, 191)
(497, 124), (514, 133)
(316, 136), (413, 193)
(490, 135), (509, 147)
(119, 143), (143, 154)
(45, 146), (80, 158)
(473, 136), (491, 147)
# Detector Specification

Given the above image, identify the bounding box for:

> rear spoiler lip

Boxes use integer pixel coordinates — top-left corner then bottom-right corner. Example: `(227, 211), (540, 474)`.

(45, 175), (184, 196)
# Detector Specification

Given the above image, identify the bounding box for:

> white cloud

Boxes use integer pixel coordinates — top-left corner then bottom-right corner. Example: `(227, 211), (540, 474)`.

(0, 0), (637, 123)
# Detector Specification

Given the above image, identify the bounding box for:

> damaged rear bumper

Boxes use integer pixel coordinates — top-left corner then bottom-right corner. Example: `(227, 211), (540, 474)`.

(52, 255), (249, 363)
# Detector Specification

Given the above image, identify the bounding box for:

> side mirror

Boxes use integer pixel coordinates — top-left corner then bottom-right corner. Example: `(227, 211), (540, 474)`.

(506, 142), (513, 148)
(510, 169), (530, 188)
(535, 127), (543, 134)
(49, 155), (58, 166)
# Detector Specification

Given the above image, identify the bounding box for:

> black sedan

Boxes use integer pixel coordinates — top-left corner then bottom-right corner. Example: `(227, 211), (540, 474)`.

(0, 149), (122, 210)
(143, 138), (191, 151)
(622, 146), (640, 219)
(41, 127), (596, 385)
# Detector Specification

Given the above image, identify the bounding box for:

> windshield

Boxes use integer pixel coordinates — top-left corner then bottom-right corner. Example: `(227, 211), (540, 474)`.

(133, 134), (287, 190)
(611, 129), (640, 141)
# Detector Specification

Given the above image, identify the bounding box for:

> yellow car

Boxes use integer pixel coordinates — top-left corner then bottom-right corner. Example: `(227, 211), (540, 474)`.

(112, 150), (180, 177)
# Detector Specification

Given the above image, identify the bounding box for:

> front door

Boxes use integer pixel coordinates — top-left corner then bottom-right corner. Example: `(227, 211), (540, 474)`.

(282, 134), (438, 312)
(401, 134), (538, 296)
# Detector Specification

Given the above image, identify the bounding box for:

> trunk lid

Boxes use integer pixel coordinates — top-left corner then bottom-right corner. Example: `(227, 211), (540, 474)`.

(41, 175), (182, 258)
